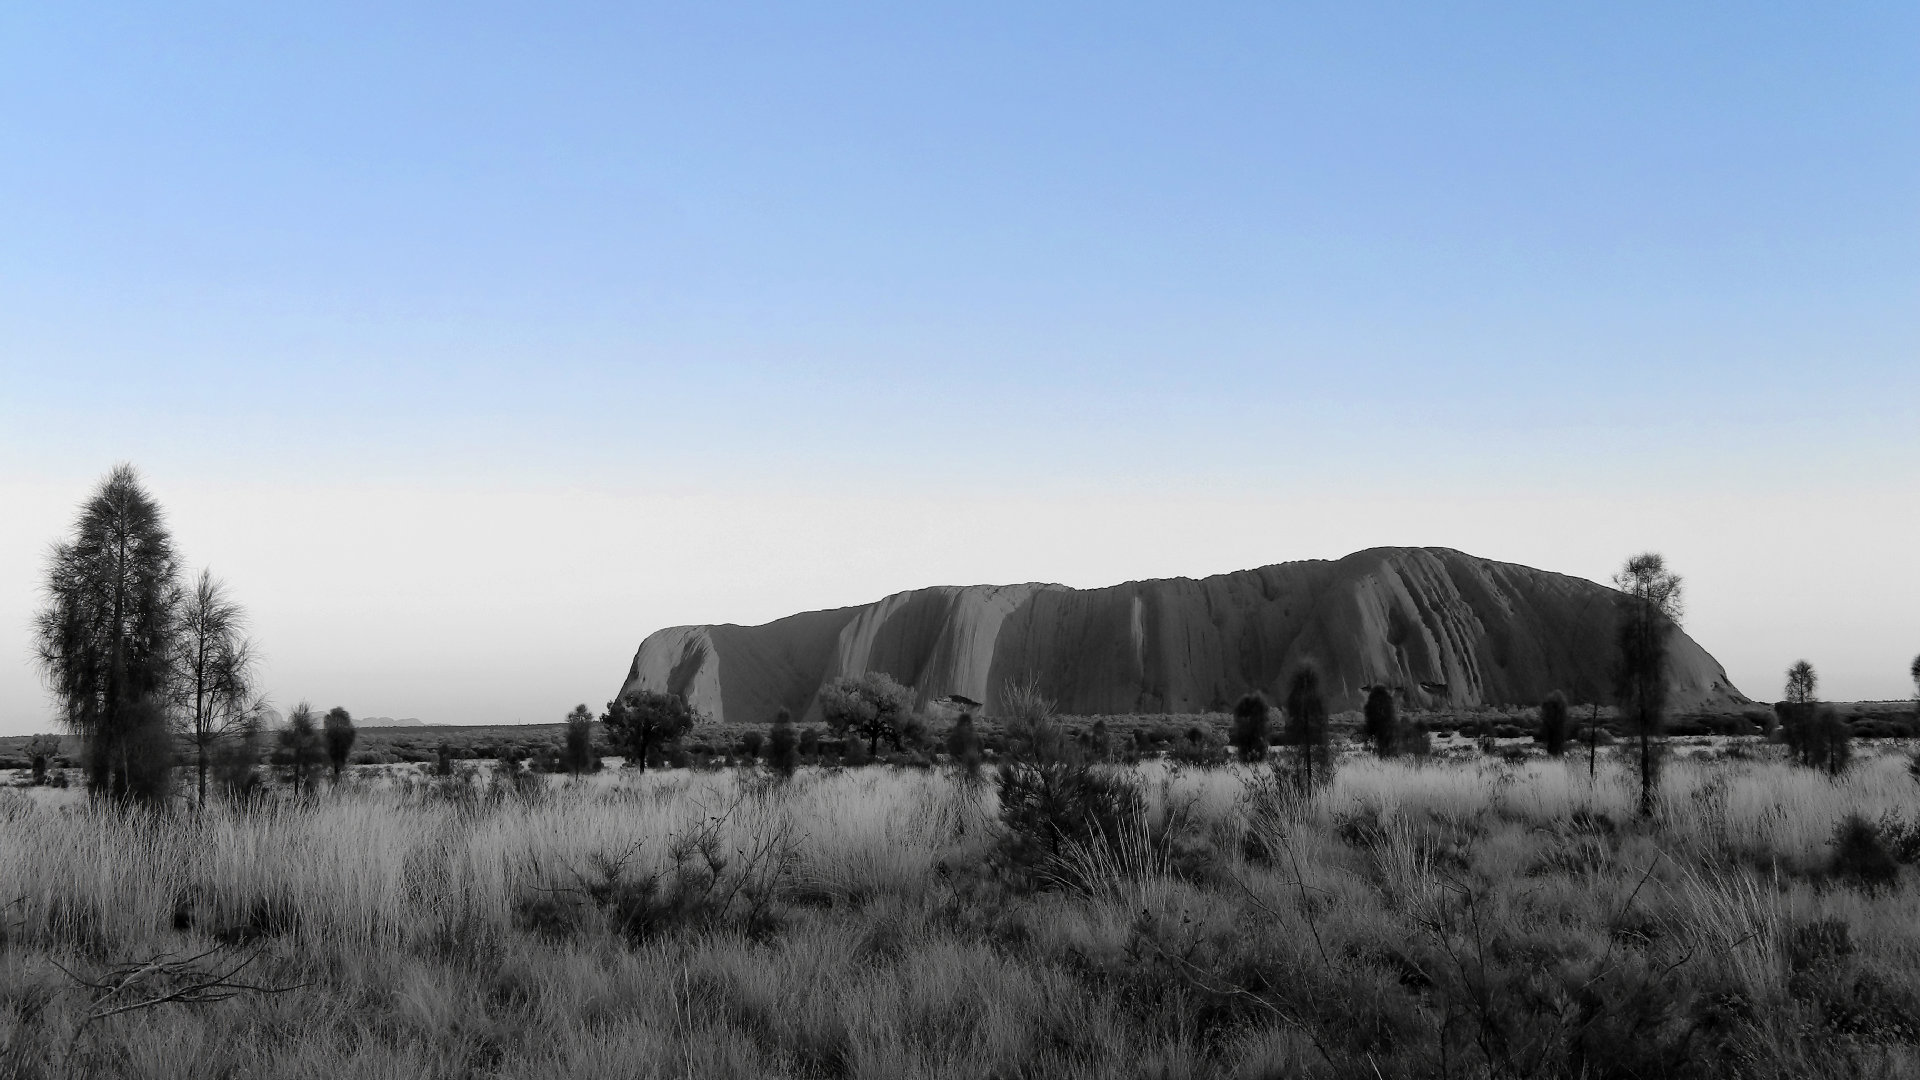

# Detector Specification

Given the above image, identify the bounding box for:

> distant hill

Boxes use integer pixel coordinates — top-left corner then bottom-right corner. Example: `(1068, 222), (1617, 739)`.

(618, 547), (1749, 725)
(359, 717), (426, 727)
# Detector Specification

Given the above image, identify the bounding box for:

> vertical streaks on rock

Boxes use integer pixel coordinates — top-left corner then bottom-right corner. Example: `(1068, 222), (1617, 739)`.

(618, 547), (1749, 724)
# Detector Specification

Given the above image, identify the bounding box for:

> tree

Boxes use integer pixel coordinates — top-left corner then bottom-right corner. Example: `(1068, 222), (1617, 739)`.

(562, 703), (597, 774)
(33, 465), (182, 803)
(323, 707), (356, 779)
(1778, 662), (1850, 774)
(1785, 660), (1817, 708)
(819, 671), (915, 756)
(1777, 659), (1818, 756)
(602, 689), (697, 772)
(1229, 692), (1272, 763)
(1362, 687), (1399, 757)
(1283, 664), (1333, 792)
(1613, 553), (1682, 817)
(1584, 704), (1602, 779)
(276, 703), (325, 794)
(24, 735), (61, 786)
(1806, 707), (1853, 776)
(175, 568), (260, 805)
(1539, 691), (1570, 758)
(767, 707), (799, 778)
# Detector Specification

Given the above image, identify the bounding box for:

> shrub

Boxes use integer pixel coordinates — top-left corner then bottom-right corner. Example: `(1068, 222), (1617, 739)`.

(209, 728), (262, 800)
(1282, 664), (1334, 791)
(1361, 687), (1399, 756)
(516, 797), (795, 943)
(1538, 692), (1569, 757)
(1169, 729), (1225, 767)
(995, 757), (1142, 886)
(1000, 678), (1067, 763)
(1828, 814), (1899, 895)
(1087, 719), (1112, 761)
(945, 712), (983, 777)
(1875, 812), (1920, 865)
(1783, 705), (1852, 776)
(1399, 724), (1433, 758)
(562, 704), (598, 774)
(841, 736), (870, 767)
(739, 730), (764, 760)
(1229, 692), (1271, 763)
(274, 703), (325, 794)
(322, 707), (356, 779)
(766, 709), (799, 778)
(24, 735), (59, 785)
(896, 713), (929, 751)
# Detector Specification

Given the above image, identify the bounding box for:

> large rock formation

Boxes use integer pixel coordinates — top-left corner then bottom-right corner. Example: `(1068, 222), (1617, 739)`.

(617, 547), (1749, 723)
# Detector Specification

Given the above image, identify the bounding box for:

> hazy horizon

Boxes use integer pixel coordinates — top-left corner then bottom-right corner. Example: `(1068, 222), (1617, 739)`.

(4, 4), (1917, 735)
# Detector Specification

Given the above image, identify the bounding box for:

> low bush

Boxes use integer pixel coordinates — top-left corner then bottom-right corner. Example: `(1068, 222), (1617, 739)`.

(516, 798), (796, 944)
(1828, 814), (1900, 895)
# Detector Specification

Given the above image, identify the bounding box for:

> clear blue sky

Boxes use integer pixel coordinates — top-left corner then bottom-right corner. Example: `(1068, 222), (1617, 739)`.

(3, 3), (1917, 731)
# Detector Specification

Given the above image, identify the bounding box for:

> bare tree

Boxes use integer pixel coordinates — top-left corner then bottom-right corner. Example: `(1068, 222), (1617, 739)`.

(1784, 660), (1816, 708)
(1613, 553), (1682, 817)
(33, 465), (182, 803)
(177, 569), (260, 805)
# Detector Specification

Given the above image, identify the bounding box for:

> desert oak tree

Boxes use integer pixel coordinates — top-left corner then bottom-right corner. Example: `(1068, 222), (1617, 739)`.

(603, 689), (697, 772)
(819, 671), (915, 756)
(1613, 552), (1682, 817)
(33, 465), (183, 803)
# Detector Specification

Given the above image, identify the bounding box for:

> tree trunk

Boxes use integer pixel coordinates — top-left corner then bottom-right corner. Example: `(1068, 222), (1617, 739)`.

(1587, 705), (1598, 780)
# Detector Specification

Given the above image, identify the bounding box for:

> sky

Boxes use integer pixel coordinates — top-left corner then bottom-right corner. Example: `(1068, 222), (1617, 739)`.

(2, 3), (1917, 734)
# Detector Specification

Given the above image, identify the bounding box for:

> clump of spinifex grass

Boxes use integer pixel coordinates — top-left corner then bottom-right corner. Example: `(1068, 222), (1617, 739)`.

(1, 749), (1917, 1077)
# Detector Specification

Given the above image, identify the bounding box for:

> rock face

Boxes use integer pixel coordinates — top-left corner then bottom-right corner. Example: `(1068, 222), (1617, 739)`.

(617, 547), (1749, 723)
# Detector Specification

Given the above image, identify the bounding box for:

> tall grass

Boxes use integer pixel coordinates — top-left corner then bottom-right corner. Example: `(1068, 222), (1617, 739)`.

(2, 746), (1917, 1077)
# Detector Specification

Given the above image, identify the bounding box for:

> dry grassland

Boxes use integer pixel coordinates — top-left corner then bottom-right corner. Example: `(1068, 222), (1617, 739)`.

(2, 748), (1918, 1078)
